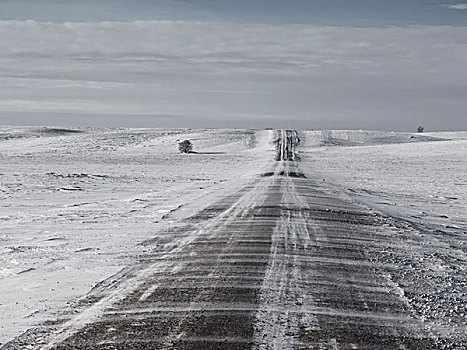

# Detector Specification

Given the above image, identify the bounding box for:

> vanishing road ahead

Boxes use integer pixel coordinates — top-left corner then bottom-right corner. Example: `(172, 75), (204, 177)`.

(4, 130), (464, 349)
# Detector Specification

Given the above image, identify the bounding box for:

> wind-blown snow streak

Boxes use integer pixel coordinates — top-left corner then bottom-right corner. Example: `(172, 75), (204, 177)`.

(253, 161), (318, 349)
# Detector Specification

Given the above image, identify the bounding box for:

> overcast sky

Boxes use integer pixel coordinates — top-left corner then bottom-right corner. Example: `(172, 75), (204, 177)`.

(1, 0), (466, 130)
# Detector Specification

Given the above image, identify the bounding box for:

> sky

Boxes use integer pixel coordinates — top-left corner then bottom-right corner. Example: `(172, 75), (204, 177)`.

(0, 0), (466, 130)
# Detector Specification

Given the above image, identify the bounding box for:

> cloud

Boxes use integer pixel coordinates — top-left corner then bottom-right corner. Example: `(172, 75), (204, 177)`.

(0, 20), (466, 130)
(1, 20), (465, 79)
(0, 99), (166, 115)
(445, 4), (467, 10)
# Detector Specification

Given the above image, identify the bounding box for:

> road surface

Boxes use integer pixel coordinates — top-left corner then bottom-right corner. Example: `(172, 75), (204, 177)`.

(3, 130), (464, 349)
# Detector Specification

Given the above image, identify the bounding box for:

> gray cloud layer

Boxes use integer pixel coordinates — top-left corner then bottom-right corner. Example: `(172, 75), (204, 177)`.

(1, 20), (466, 130)
(2, 1), (467, 26)
(446, 4), (467, 10)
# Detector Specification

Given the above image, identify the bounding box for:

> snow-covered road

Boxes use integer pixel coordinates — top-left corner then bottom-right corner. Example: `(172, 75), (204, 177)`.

(2, 129), (465, 349)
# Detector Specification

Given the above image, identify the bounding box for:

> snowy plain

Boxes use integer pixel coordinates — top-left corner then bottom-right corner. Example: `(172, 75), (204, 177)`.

(0, 126), (273, 345)
(0, 126), (466, 346)
(299, 130), (467, 245)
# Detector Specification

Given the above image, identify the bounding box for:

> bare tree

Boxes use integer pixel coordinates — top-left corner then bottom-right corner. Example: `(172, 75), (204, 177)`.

(178, 140), (193, 153)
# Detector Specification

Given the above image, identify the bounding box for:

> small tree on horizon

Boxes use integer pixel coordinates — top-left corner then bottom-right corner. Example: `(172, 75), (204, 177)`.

(178, 140), (193, 153)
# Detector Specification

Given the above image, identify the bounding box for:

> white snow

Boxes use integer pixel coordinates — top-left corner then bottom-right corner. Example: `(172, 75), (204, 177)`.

(298, 130), (467, 342)
(0, 126), (274, 345)
(1, 127), (466, 346)
(298, 129), (467, 245)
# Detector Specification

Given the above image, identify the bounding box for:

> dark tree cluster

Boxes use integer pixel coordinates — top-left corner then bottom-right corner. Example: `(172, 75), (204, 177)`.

(178, 140), (193, 153)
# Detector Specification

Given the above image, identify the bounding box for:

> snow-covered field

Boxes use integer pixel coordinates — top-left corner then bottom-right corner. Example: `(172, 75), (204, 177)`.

(0, 126), (273, 345)
(0, 126), (466, 346)
(298, 130), (467, 245)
